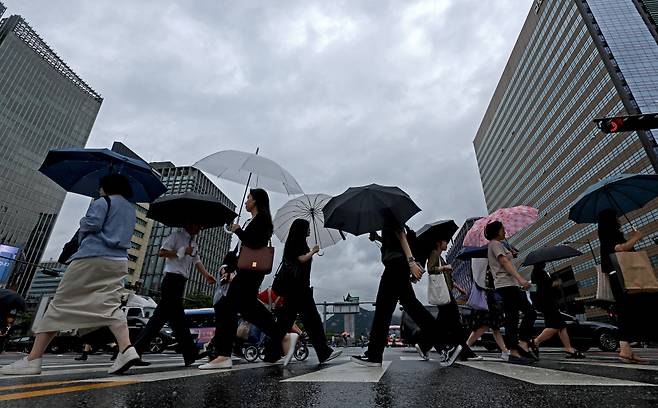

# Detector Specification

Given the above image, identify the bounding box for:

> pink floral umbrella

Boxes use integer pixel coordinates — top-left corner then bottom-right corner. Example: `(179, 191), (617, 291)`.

(463, 205), (539, 247)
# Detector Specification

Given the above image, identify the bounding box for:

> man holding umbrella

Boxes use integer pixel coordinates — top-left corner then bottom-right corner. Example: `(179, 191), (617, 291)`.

(133, 192), (236, 366)
(322, 184), (457, 367)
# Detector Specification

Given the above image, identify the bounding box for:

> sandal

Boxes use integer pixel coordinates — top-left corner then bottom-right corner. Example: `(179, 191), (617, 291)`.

(565, 350), (585, 359)
(619, 354), (649, 365)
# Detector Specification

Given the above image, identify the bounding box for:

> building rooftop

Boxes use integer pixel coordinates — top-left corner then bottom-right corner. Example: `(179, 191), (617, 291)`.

(0, 15), (102, 102)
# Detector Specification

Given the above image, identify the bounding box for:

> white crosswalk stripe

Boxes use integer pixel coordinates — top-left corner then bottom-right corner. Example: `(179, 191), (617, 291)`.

(281, 361), (392, 383)
(458, 361), (657, 386)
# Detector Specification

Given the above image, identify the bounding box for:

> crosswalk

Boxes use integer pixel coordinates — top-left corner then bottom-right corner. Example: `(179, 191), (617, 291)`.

(0, 350), (657, 402)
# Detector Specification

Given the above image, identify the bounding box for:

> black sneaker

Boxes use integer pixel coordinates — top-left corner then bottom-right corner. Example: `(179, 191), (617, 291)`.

(350, 354), (382, 367)
(518, 347), (539, 361)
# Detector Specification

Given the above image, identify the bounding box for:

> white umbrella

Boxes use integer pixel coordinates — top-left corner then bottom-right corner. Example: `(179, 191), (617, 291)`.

(273, 194), (345, 254)
(194, 149), (304, 195)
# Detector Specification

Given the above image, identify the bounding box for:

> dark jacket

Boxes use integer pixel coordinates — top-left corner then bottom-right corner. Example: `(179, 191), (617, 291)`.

(235, 214), (272, 249)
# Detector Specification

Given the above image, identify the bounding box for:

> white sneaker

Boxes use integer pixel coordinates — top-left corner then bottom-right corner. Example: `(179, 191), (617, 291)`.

(199, 358), (232, 370)
(467, 355), (484, 361)
(500, 351), (510, 362)
(282, 333), (300, 367)
(0, 357), (42, 375)
(108, 346), (140, 374)
(415, 344), (429, 361)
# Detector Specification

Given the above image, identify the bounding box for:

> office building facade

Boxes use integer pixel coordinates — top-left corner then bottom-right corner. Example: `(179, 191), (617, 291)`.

(24, 260), (66, 309)
(140, 163), (235, 299)
(473, 0), (658, 317)
(127, 203), (154, 286)
(0, 13), (102, 296)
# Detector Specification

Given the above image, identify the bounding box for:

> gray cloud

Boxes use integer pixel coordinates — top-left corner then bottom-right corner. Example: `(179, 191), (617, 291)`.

(11, 0), (532, 302)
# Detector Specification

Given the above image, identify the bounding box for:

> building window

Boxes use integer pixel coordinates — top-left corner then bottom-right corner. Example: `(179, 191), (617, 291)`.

(133, 230), (144, 239)
(135, 218), (147, 227)
(131, 241), (142, 250)
(128, 254), (139, 262)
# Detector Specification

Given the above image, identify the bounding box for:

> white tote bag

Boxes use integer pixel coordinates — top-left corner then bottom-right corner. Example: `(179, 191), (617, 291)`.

(428, 273), (451, 306)
(596, 265), (615, 302)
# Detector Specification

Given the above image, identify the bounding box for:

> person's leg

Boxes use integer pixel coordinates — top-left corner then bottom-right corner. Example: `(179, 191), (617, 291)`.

(133, 274), (176, 354)
(466, 326), (488, 347)
(492, 330), (510, 354)
(398, 273), (444, 352)
(365, 265), (400, 362)
(517, 291), (537, 351)
(163, 276), (198, 362)
(109, 322), (132, 352)
(497, 287), (521, 356)
(534, 328), (559, 346)
(210, 278), (242, 360)
(28, 332), (58, 360)
(296, 287), (333, 360)
(556, 328), (576, 353)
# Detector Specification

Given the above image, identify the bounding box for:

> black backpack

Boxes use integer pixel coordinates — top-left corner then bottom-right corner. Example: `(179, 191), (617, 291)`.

(58, 196), (111, 264)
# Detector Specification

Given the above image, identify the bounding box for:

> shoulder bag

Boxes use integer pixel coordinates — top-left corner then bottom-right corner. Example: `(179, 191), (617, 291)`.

(237, 240), (275, 274)
(609, 251), (658, 293)
(58, 196), (111, 264)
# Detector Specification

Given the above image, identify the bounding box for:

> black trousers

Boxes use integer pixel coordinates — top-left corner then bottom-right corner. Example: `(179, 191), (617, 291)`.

(268, 286), (333, 361)
(497, 286), (537, 351)
(435, 298), (475, 357)
(134, 273), (196, 358)
(212, 271), (286, 357)
(367, 259), (444, 362)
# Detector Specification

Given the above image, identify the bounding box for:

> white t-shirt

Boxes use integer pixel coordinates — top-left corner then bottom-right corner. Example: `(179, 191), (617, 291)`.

(162, 229), (201, 279)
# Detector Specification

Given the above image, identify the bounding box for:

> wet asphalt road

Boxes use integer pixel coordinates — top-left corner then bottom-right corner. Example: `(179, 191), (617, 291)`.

(0, 347), (658, 408)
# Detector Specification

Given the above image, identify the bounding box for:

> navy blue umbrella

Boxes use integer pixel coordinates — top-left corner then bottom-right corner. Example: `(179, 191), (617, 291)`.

(39, 148), (167, 203)
(569, 173), (658, 224)
(456, 246), (488, 260)
(521, 245), (582, 267)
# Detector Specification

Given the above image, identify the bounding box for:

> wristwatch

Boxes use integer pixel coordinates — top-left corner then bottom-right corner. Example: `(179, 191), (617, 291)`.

(407, 256), (415, 263)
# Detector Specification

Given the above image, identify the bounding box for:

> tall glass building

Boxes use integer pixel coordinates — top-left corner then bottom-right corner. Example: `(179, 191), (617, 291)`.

(473, 0), (658, 318)
(139, 162), (235, 299)
(0, 13), (102, 296)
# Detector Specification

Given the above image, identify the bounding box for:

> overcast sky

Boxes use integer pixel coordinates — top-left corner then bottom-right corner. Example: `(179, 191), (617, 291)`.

(8, 0), (532, 303)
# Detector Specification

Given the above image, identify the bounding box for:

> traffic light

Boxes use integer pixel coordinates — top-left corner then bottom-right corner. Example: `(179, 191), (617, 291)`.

(594, 113), (658, 133)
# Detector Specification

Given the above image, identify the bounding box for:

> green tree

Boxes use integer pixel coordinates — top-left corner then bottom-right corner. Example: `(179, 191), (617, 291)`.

(183, 293), (214, 309)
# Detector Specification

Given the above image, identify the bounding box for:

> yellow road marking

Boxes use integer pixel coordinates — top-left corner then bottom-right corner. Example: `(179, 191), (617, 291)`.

(0, 380), (79, 392)
(0, 381), (137, 401)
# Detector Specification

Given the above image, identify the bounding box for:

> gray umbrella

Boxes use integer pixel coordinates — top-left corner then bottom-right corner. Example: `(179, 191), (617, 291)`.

(522, 245), (583, 266)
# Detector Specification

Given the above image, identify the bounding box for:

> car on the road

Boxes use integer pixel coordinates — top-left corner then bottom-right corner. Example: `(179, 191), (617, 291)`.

(4, 336), (34, 353)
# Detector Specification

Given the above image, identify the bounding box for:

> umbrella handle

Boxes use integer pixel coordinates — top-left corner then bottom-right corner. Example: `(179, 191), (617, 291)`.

(317, 249), (325, 257)
(223, 224), (233, 234)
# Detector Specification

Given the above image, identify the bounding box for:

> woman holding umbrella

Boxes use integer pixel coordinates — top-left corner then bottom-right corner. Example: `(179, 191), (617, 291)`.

(598, 209), (646, 364)
(266, 218), (342, 364)
(485, 221), (538, 362)
(2, 175), (143, 375)
(200, 189), (298, 370)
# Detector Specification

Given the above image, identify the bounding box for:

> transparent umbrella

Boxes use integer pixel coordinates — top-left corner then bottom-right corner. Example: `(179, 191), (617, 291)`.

(273, 194), (345, 255)
(194, 148), (304, 229)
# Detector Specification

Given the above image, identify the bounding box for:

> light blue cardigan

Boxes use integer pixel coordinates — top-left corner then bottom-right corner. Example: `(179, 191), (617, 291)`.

(69, 195), (136, 262)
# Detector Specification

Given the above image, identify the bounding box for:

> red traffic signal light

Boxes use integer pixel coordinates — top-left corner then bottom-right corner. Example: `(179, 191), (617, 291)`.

(594, 113), (658, 133)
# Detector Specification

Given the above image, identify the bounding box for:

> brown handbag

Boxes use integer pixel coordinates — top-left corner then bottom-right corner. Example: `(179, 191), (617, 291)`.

(237, 241), (275, 274)
(610, 251), (658, 293)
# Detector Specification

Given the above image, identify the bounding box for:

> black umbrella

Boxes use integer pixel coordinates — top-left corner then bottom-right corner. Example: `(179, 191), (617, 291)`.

(147, 192), (238, 228)
(0, 289), (26, 314)
(417, 220), (459, 244)
(522, 245), (583, 266)
(322, 184), (421, 236)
